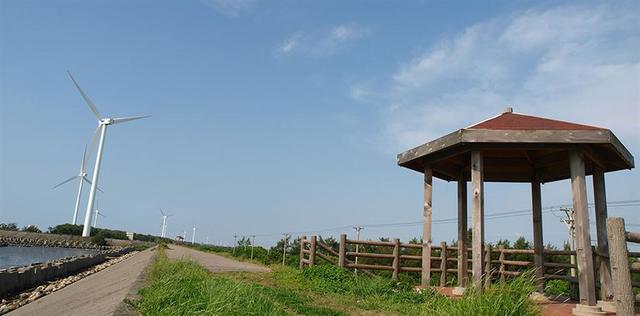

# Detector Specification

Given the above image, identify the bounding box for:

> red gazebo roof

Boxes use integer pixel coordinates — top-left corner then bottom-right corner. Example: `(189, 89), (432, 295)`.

(468, 112), (604, 131)
(397, 107), (634, 183)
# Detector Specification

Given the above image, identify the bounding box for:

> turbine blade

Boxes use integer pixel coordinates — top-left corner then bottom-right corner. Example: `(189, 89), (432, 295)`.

(82, 176), (103, 193)
(160, 208), (165, 216)
(52, 176), (79, 189)
(98, 212), (105, 217)
(80, 145), (89, 172)
(111, 115), (151, 125)
(68, 72), (102, 119)
(87, 125), (101, 156)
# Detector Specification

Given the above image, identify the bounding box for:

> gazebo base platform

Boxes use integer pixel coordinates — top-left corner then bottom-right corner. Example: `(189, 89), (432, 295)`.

(571, 304), (606, 316)
(595, 300), (616, 313)
(451, 286), (466, 296)
(413, 286), (616, 316)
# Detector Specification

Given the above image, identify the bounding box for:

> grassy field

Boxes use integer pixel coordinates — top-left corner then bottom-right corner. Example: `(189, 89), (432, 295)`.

(135, 247), (540, 315)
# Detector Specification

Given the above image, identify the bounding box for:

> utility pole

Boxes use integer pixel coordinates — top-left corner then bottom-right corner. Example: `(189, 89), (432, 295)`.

(561, 208), (578, 298)
(183, 230), (187, 241)
(233, 234), (238, 254)
(192, 226), (196, 244)
(206, 236), (209, 244)
(282, 233), (290, 265)
(250, 235), (256, 260)
(353, 226), (364, 274)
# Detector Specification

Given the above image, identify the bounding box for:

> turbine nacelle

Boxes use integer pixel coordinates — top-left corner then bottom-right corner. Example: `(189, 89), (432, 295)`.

(100, 118), (114, 125)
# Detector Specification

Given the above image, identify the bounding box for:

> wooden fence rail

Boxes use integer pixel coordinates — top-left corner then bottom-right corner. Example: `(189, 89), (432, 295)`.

(299, 232), (640, 293)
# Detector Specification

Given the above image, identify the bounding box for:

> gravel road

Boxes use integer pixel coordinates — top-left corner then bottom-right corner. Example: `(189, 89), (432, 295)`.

(166, 244), (270, 273)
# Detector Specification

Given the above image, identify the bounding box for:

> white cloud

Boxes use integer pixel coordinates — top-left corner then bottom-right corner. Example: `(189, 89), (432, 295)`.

(199, 0), (257, 17)
(357, 3), (640, 152)
(277, 24), (371, 56)
(279, 33), (303, 54)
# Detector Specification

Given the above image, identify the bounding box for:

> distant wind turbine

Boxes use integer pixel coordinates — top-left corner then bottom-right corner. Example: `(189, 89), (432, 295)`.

(93, 199), (105, 228)
(67, 72), (150, 237)
(52, 145), (102, 225)
(160, 208), (173, 238)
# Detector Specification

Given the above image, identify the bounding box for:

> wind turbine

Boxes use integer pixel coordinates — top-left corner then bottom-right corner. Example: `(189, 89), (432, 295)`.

(52, 145), (102, 225)
(93, 199), (105, 228)
(159, 208), (173, 238)
(67, 72), (150, 237)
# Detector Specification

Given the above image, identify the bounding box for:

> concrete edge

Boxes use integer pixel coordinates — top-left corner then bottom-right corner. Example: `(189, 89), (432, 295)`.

(112, 247), (157, 316)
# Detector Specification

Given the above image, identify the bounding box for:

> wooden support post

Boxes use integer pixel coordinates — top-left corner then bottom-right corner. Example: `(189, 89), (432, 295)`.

(593, 168), (613, 301)
(457, 174), (468, 288)
(606, 217), (633, 316)
(484, 244), (492, 288)
(299, 235), (306, 269)
(440, 241), (448, 287)
(471, 151), (485, 289)
(338, 234), (346, 268)
(569, 150), (597, 306)
(498, 246), (505, 283)
(531, 176), (545, 292)
(392, 238), (400, 281)
(309, 236), (317, 267)
(422, 165), (433, 287)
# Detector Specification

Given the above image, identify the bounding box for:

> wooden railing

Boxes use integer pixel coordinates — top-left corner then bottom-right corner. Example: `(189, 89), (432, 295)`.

(299, 233), (640, 291)
(607, 217), (639, 315)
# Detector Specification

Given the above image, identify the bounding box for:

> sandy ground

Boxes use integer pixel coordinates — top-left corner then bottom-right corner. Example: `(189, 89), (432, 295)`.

(8, 248), (154, 316)
(165, 244), (270, 273)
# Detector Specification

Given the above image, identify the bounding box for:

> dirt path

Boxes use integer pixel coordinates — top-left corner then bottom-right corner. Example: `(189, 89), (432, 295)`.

(166, 244), (270, 273)
(8, 248), (154, 316)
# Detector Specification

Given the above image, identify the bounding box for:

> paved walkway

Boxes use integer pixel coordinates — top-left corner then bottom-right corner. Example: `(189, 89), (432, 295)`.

(9, 248), (154, 316)
(166, 244), (270, 273)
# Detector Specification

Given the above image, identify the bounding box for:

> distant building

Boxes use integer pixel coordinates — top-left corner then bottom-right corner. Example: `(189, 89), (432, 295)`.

(175, 235), (184, 242)
(126, 232), (134, 240)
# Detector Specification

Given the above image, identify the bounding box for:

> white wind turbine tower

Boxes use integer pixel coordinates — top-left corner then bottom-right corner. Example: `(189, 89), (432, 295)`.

(159, 208), (173, 238)
(53, 145), (102, 225)
(68, 72), (151, 237)
(93, 199), (105, 228)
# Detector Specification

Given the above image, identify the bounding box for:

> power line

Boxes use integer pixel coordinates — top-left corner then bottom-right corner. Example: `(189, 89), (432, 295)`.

(241, 199), (640, 238)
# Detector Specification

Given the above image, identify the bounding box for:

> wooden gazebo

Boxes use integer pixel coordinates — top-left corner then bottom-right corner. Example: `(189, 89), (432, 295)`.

(397, 107), (634, 313)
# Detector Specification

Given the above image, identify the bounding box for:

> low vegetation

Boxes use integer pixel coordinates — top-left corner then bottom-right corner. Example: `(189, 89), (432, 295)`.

(136, 247), (541, 315)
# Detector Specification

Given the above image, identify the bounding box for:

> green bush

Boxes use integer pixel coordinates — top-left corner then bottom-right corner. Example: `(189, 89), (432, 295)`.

(91, 232), (107, 246)
(0, 223), (19, 231)
(545, 279), (570, 296)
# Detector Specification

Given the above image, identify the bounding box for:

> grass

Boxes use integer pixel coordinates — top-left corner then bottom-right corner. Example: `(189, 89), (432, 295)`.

(136, 247), (541, 315)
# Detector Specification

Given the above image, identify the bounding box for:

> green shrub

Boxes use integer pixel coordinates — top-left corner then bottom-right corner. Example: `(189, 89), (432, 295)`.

(91, 232), (107, 246)
(0, 223), (19, 231)
(545, 279), (570, 296)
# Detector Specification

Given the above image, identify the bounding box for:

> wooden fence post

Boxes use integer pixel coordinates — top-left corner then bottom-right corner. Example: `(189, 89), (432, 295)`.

(338, 234), (346, 268)
(392, 238), (400, 281)
(299, 235), (306, 269)
(440, 241), (448, 287)
(607, 217), (633, 316)
(484, 244), (493, 288)
(309, 236), (317, 267)
(498, 246), (505, 283)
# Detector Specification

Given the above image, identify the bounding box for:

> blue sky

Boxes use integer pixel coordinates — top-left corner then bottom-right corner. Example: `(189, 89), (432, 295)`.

(1, 0), (638, 247)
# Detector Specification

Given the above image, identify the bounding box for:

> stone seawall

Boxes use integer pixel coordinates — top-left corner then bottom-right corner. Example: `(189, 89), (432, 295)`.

(0, 247), (132, 298)
(0, 230), (100, 249)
